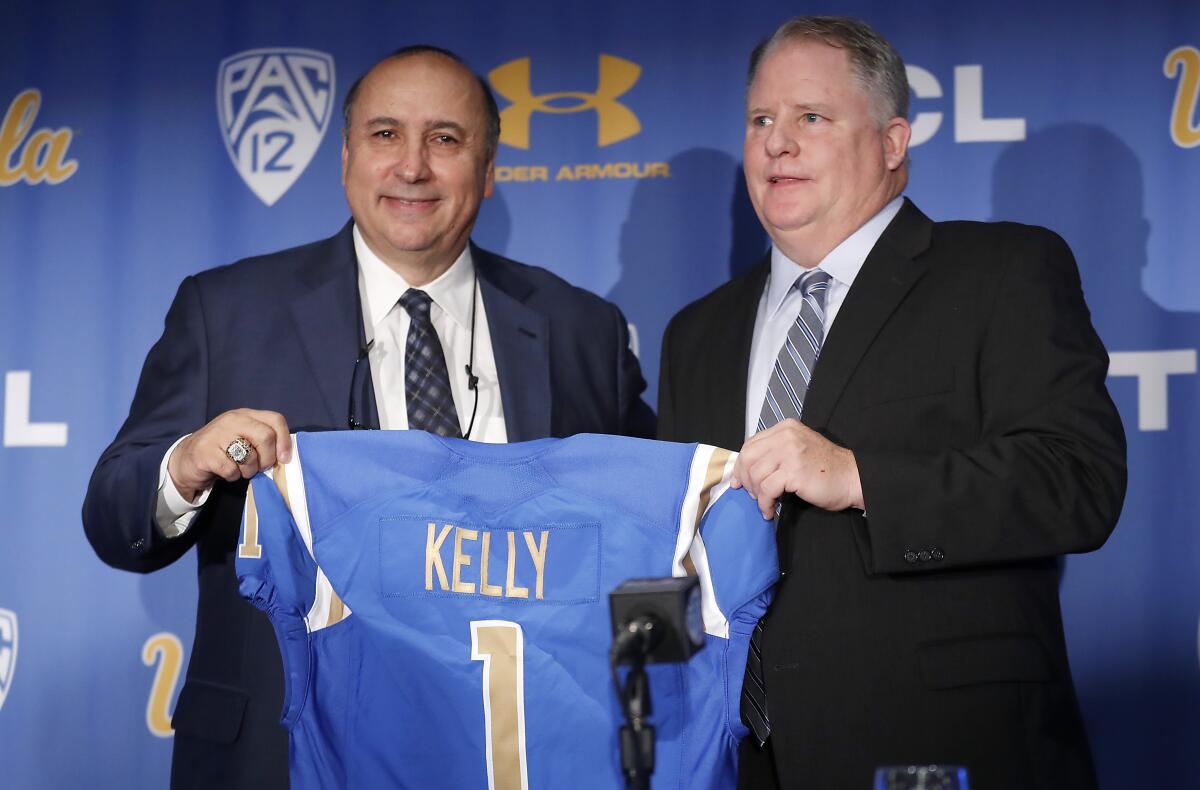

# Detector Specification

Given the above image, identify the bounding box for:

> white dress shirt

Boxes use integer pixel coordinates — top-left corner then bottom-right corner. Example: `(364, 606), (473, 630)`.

(354, 226), (507, 439)
(744, 197), (903, 439)
(155, 224), (507, 536)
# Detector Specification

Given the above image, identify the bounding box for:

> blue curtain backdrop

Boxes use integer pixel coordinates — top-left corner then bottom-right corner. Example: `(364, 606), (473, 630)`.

(2, 1), (1197, 786)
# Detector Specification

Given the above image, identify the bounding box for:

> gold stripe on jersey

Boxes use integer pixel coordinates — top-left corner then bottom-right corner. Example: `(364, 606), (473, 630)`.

(693, 447), (733, 538)
(238, 483), (263, 559)
(326, 592), (347, 627)
(280, 438), (353, 631)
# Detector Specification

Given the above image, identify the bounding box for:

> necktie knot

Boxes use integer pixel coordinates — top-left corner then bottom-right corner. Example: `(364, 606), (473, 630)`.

(399, 289), (433, 321)
(796, 268), (832, 300)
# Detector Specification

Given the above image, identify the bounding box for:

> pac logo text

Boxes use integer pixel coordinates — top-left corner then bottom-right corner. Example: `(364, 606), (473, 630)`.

(217, 48), (335, 206)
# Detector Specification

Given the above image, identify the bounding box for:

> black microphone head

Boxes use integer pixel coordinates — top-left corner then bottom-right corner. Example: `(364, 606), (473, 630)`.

(465, 364), (479, 390)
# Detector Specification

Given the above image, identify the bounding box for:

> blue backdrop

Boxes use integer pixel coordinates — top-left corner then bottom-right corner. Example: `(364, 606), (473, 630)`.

(1, 1), (1197, 786)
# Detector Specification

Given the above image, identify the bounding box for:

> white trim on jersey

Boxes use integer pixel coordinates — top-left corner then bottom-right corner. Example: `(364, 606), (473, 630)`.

(676, 444), (739, 640)
(273, 437), (351, 633)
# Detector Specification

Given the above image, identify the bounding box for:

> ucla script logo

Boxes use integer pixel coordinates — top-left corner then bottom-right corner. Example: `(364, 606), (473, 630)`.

(1165, 46), (1200, 148)
(0, 608), (17, 712)
(217, 48), (335, 205)
(0, 90), (77, 186)
(490, 54), (641, 149)
(143, 632), (183, 737)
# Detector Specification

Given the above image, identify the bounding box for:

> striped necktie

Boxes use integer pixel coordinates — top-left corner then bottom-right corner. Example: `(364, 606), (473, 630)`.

(398, 289), (463, 438)
(741, 267), (831, 746)
(757, 268), (832, 431)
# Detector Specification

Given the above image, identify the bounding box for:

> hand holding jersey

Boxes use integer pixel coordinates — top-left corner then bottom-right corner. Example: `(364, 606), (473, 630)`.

(731, 418), (863, 519)
(167, 409), (293, 502)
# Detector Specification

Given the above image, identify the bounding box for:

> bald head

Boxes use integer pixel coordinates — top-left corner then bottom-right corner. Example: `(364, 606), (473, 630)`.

(343, 46), (500, 158)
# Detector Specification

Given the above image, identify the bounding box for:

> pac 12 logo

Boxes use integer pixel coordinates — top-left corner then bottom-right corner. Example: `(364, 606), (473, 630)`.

(0, 608), (16, 712)
(217, 48), (335, 206)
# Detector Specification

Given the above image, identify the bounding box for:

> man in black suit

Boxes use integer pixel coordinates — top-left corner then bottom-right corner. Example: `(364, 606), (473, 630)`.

(84, 46), (653, 789)
(657, 17), (1125, 789)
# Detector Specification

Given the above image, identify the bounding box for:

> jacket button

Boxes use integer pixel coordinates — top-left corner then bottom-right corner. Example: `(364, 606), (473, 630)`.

(903, 550), (918, 564)
(917, 550), (931, 562)
(931, 548), (944, 561)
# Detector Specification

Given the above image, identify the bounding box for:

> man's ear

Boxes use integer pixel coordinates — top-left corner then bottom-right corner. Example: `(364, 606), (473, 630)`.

(882, 116), (911, 171)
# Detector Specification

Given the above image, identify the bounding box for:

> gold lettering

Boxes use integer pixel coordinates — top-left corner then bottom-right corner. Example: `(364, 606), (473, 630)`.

(0, 90), (37, 185)
(555, 164), (575, 181)
(0, 90), (78, 186)
(452, 527), (478, 594)
(523, 530), (549, 601)
(425, 523), (453, 591)
(505, 531), (529, 598)
(530, 165), (548, 181)
(142, 632), (184, 738)
(479, 531), (503, 597)
(1166, 46), (1200, 148)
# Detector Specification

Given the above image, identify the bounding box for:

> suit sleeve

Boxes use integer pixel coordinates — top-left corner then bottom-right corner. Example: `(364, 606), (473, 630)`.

(655, 314), (679, 442)
(611, 301), (656, 439)
(82, 275), (210, 573)
(853, 229), (1127, 573)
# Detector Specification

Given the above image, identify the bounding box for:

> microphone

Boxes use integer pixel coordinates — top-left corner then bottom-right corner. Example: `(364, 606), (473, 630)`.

(609, 576), (704, 665)
(465, 364), (479, 391)
(607, 576), (704, 789)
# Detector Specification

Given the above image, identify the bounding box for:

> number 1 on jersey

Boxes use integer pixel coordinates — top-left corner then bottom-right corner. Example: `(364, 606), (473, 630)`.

(471, 620), (529, 790)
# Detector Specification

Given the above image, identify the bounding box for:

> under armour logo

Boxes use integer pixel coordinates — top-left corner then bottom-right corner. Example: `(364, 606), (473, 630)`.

(489, 54), (641, 149)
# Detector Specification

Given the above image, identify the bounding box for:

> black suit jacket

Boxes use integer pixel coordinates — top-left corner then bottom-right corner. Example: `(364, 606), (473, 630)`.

(658, 200), (1126, 790)
(83, 222), (654, 789)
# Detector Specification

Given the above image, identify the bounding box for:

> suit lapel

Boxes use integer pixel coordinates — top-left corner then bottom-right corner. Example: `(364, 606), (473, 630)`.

(709, 259), (769, 451)
(474, 246), (550, 441)
(289, 222), (368, 428)
(802, 199), (934, 429)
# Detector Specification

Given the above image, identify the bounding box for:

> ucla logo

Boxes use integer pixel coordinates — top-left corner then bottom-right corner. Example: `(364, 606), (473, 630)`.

(0, 89), (78, 186)
(0, 608), (16, 712)
(1165, 46), (1200, 148)
(217, 48), (335, 206)
(142, 632), (184, 737)
(489, 55), (641, 149)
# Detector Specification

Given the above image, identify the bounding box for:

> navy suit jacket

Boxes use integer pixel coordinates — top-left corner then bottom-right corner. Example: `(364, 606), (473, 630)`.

(83, 221), (654, 789)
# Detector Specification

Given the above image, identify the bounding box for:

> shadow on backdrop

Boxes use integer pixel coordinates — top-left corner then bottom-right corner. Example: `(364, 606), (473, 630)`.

(992, 123), (1200, 788)
(473, 183), (514, 257)
(610, 148), (767, 405)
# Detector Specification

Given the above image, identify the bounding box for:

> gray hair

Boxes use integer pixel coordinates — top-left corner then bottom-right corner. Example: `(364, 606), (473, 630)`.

(748, 16), (909, 125)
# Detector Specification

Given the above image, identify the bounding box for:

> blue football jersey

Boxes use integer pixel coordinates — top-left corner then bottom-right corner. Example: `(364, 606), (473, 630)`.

(237, 431), (778, 789)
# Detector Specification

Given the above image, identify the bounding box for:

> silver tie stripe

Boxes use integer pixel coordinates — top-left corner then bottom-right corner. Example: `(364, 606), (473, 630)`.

(757, 268), (832, 431)
(741, 267), (832, 747)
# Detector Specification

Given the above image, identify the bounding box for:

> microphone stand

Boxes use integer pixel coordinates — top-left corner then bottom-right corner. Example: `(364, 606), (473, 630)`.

(610, 619), (658, 789)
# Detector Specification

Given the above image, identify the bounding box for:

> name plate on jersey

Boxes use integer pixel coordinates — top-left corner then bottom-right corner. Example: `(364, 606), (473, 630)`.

(380, 517), (601, 604)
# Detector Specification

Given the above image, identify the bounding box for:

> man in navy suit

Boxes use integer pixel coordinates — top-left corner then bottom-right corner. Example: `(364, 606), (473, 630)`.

(83, 46), (653, 789)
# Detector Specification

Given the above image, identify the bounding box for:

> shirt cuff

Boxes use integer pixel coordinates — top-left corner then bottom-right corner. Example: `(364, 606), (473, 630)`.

(155, 435), (212, 538)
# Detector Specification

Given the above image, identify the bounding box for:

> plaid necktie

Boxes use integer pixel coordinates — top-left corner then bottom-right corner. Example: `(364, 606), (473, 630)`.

(741, 268), (831, 746)
(398, 289), (462, 438)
